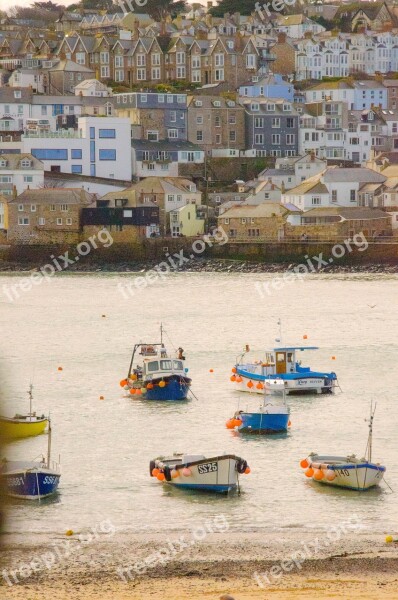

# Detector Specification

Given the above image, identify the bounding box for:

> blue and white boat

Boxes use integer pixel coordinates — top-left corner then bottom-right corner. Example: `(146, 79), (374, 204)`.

(227, 389), (290, 434)
(1, 420), (60, 500)
(121, 325), (191, 401)
(300, 403), (386, 491)
(231, 322), (337, 395)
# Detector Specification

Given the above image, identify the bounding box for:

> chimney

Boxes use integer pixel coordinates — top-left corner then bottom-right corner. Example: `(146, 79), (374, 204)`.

(271, 183), (275, 190)
(310, 150), (315, 162)
(281, 181), (286, 194)
(12, 185), (17, 199)
(374, 72), (383, 83)
(304, 31), (312, 39)
(277, 32), (286, 44)
(207, 1), (213, 7)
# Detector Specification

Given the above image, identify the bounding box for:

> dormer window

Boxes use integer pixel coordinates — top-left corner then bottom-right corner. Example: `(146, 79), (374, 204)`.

(14, 90), (21, 99)
(0, 159), (7, 167)
(20, 159), (31, 168)
(266, 103), (275, 111)
(251, 103), (260, 111)
(368, 111), (374, 121)
(283, 104), (291, 111)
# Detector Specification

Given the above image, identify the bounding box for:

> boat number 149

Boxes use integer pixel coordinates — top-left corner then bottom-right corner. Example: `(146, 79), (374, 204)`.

(198, 462), (218, 474)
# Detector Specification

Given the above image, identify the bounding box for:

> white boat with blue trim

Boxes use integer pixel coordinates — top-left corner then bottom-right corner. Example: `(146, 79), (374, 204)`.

(300, 403), (385, 491)
(149, 453), (250, 494)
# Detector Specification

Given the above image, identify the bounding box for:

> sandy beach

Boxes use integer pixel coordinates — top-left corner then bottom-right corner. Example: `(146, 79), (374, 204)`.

(1, 533), (398, 599)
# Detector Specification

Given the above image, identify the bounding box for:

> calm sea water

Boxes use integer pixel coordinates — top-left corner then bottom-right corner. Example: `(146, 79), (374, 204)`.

(1, 272), (398, 537)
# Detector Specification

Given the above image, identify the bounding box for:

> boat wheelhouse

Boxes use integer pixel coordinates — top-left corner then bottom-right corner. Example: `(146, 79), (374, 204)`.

(0, 385), (48, 439)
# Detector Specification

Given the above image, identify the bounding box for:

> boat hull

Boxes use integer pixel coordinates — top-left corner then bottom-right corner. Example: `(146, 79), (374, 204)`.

(1, 467), (60, 499)
(234, 368), (335, 395)
(304, 455), (386, 491)
(152, 455), (244, 494)
(143, 376), (191, 401)
(238, 411), (289, 434)
(0, 418), (48, 439)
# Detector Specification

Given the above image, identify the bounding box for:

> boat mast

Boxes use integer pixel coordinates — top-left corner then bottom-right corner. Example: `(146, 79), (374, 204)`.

(277, 318), (282, 344)
(28, 384), (33, 416)
(47, 418), (52, 468)
(365, 402), (376, 463)
(160, 322), (163, 346)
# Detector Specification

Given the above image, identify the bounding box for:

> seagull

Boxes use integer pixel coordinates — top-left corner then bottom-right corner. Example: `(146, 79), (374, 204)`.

(367, 304), (377, 309)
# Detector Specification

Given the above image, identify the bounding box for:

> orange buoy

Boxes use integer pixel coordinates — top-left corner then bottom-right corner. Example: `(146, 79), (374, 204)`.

(58, 367), (63, 371)
(120, 379), (127, 387)
(130, 373), (137, 381)
(305, 467), (314, 478)
(247, 380), (254, 389)
(99, 395), (104, 400)
(236, 376), (243, 383)
(159, 381), (166, 388)
(331, 356), (336, 360)
(303, 334), (308, 340)
(171, 469), (179, 479)
(313, 469), (324, 481)
(147, 383), (154, 389)
(226, 418), (235, 429)
(135, 388), (142, 395)
(288, 420), (292, 427)
(244, 467), (251, 475)
(129, 388), (136, 395)
(256, 382), (262, 390)
(232, 367), (237, 373)
(230, 375), (236, 382)
(234, 418), (242, 427)
(300, 459), (309, 469)
(209, 369), (214, 373)
(152, 468), (160, 477)
(157, 472), (165, 481)
(325, 469), (336, 481)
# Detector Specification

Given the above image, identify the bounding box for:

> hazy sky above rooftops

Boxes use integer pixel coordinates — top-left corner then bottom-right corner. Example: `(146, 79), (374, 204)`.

(2, 0), (206, 10)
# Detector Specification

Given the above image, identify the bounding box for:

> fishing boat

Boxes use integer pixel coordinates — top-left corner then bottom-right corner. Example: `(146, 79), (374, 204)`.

(226, 395), (290, 434)
(0, 385), (48, 439)
(1, 420), (60, 500)
(149, 453), (250, 494)
(120, 325), (191, 401)
(300, 403), (385, 491)
(230, 321), (337, 395)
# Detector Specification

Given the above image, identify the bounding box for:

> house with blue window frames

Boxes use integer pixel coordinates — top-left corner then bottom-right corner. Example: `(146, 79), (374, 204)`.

(21, 116), (132, 181)
(238, 74), (294, 102)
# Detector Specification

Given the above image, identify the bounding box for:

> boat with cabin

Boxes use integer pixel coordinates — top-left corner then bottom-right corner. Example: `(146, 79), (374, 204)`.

(300, 403), (385, 491)
(1, 420), (60, 500)
(120, 325), (191, 401)
(0, 385), (48, 440)
(149, 453), (250, 494)
(231, 322), (337, 395)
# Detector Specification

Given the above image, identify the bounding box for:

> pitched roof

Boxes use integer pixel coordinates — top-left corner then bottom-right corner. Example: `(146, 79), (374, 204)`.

(0, 153), (43, 170)
(323, 167), (386, 183)
(11, 188), (93, 205)
(220, 202), (287, 219)
(302, 206), (389, 220)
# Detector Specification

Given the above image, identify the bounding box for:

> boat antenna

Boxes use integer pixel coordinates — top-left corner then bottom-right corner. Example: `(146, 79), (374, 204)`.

(275, 318), (282, 344)
(47, 417), (52, 469)
(160, 322), (163, 346)
(364, 401), (376, 463)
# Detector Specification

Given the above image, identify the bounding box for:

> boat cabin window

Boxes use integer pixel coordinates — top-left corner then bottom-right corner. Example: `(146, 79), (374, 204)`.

(287, 352), (294, 363)
(160, 360), (173, 370)
(173, 360), (183, 370)
(147, 361), (159, 372)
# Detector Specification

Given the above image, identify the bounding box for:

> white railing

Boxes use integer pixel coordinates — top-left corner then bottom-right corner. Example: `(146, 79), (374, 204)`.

(23, 130), (83, 139)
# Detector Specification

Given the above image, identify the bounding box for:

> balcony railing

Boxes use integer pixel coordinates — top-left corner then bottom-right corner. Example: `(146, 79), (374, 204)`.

(23, 130), (82, 139)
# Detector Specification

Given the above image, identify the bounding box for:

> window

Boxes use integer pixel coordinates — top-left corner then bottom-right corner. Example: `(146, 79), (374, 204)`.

(0, 176), (12, 183)
(229, 115), (236, 125)
(254, 117), (264, 128)
(18, 204), (24, 211)
(254, 133), (264, 144)
(176, 52), (185, 65)
(18, 217), (29, 225)
(152, 53), (160, 66)
(38, 217), (45, 225)
(41, 106), (47, 116)
(224, 218), (230, 224)
(31, 149), (68, 160)
(100, 66), (110, 78)
(137, 69), (146, 81)
(66, 218), (72, 225)
(272, 134), (280, 145)
(99, 149), (116, 160)
(168, 129), (178, 139)
(137, 54), (146, 66)
(196, 130), (203, 141)
(272, 117), (280, 128)
(151, 68), (160, 80)
(311, 196), (321, 205)
(115, 55), (123, 68)
(76, 52), (85, 65)
(248, 228), (260, 237)
(100, 52), (109, 64)
(71, 149), (82, 159)
(215, 69), (224, 81)
(215, 116), (221, 127)
(176, 66), (186, 78)
(60, 204), (68, 212)
(350, 190), (356, 202)
(332, 190), (337, 202)
(229, 131), (236, 142)
(170, 111), (176, 122)
(56, 218), (62, 225)
(99, 129), (116, 138)
(24, 176), (33, 183)
(215, 53), (224, 66)
(50, 204), (56, 211)
(196, 115), (203, 125)
(287, 118), (294, 128)
(286, 134), (295, 145)
(147, 130), (158, 141)
(72, 165), (82, 174)
(216, 134), (221, 144)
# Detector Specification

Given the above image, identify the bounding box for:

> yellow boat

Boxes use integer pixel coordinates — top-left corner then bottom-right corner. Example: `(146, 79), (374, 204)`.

(0, 385), (48, 440)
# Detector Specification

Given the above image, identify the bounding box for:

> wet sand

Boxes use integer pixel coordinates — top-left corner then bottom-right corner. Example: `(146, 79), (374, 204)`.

(1, 533), (398, 599)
